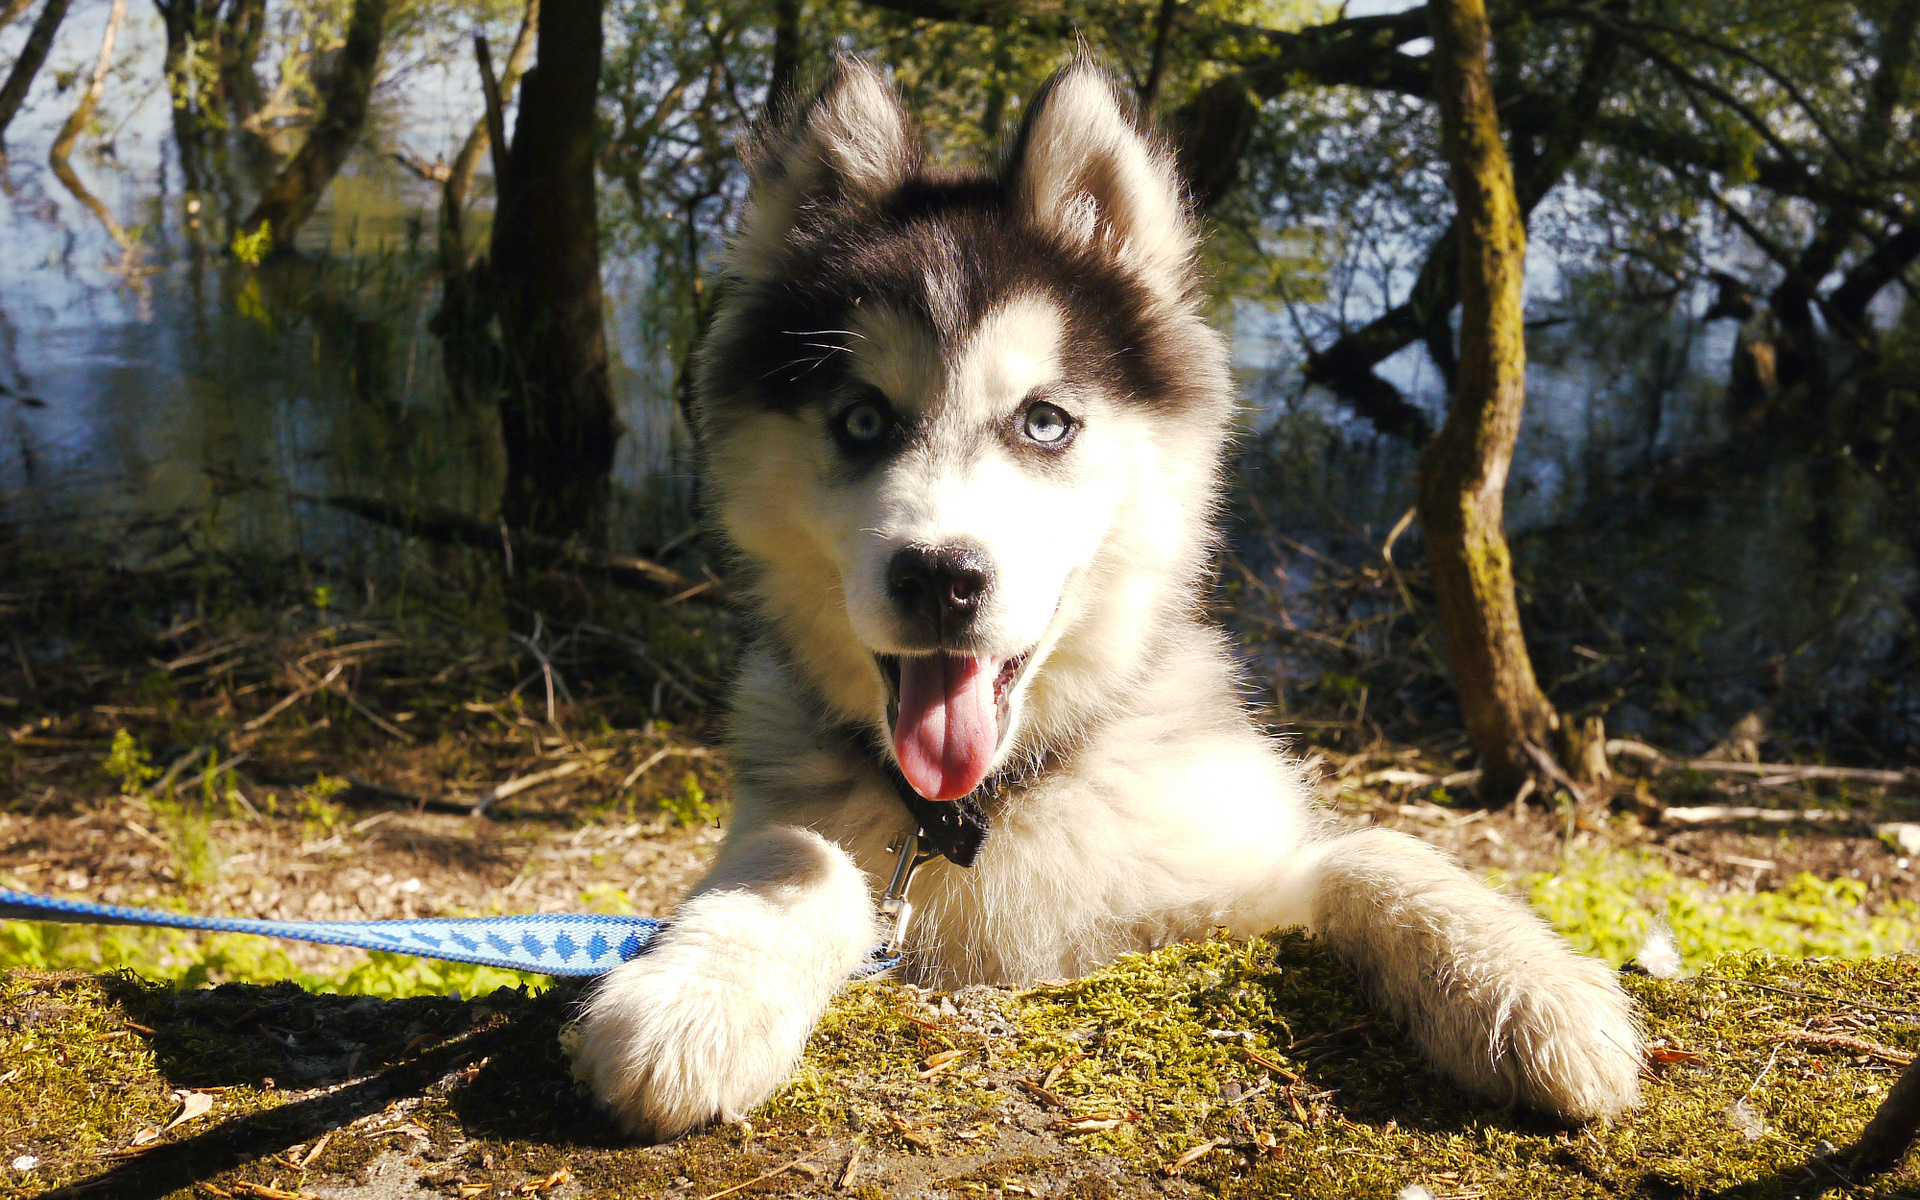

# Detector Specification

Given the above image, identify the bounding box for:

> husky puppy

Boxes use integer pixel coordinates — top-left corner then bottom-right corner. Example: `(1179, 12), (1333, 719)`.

(573, 57), (1642, 1140)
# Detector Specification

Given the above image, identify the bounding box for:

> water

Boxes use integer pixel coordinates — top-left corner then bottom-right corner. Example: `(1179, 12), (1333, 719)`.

(1, 9), (1913, 756)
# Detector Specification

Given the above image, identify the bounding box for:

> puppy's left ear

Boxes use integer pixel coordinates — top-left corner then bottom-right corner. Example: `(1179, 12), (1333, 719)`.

(1006, 59), (1196, 299)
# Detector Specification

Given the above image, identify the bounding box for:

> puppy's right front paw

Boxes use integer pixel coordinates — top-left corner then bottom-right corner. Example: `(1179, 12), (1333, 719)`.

(569, 824), (881, 1140)
(571, 942), (812, 1140)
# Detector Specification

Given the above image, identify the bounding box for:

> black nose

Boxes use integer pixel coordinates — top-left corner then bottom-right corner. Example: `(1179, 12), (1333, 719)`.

(888, 544), (993, 636)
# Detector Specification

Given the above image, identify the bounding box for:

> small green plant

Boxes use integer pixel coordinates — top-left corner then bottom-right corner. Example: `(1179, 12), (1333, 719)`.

(230, 220), (273, 266)
(102, 729), (160, 794)
(150, 790), (220, 889)
(661, 773), (717, 828)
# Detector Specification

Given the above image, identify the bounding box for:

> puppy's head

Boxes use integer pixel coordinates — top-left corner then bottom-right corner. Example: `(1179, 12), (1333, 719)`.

(697, 57), (1233, 801)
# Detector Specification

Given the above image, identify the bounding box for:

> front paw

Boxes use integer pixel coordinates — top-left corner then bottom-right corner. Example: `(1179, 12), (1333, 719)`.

(1499, 950), (1643, 1121)
(571, 933), (816, 1140)
(568, 824), (880, 1140)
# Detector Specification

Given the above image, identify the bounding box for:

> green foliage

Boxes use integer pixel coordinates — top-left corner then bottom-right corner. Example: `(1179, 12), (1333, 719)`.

(148, 792), (221, 888)
(660, 772), (717, 828)
(229, 220), (273, 267)
(102, 729), (160, 794)
(1514, 850), (1920, 968)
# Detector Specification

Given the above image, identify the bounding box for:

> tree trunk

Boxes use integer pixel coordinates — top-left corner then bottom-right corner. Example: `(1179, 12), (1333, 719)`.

(0, 0), (75, 147)
(489, 0), (616, 538)
(1417, 0), (1595, 805)
(49, 0), (128, 167)
(767, 0), (801, 119)
(238, 0), (387, 248)
(442, 1), (537, 261)
(219, 0), (270, 119)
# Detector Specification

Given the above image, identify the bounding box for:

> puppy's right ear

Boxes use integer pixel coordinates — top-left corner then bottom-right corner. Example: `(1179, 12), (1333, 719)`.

(731, 57), (917, 281)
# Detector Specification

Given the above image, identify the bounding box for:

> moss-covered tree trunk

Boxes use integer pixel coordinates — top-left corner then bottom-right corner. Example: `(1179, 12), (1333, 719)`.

(1417, 0), (1595, 805)
(0, 0), (75, 147)
(489, 0), (616, 538)
(238, 0), (387, 247)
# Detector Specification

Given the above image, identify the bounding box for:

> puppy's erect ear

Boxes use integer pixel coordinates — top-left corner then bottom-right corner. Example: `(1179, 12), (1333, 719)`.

(1006, 60), (1196, 298)
(732, 57), (918, 280)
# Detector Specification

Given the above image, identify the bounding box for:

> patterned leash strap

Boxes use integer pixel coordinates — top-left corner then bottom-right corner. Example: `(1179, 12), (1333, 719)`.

(0, 889), (905, 979)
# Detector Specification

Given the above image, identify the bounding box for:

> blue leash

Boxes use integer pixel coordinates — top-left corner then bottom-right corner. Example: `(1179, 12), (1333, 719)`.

(0, 888), (666, 977)
(0, 888), (906, 978)
(0, 830), (931, 979)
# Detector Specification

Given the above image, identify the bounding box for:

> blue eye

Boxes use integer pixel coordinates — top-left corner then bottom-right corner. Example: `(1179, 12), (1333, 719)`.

(841, 399), (889, 441)
(1023, 401), (1072, 444)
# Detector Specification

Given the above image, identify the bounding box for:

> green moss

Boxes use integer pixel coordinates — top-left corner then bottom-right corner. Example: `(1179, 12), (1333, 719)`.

(5, 940), (1918, 1198)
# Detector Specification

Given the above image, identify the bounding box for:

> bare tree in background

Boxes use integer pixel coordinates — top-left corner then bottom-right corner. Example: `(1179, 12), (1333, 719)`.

(489, 0), (617, 538)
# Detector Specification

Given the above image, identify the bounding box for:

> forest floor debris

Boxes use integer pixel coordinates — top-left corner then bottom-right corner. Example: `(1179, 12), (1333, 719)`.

(2, 548), (1919, 1193)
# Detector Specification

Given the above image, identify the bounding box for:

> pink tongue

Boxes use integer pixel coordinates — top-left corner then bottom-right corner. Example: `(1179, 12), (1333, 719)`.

(893, 653), (998, 801)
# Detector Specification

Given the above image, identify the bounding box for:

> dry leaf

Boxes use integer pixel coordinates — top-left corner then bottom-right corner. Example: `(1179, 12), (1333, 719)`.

(518, 1165), (573, 1193)
(1014, 1078), (1069, 1110)
(1166, 1137), (1227, 1175)
(164, 1091), (214, 1131)
(836, 1147), (863, 1190)
(919, 1048), (967, 1078)
(1648, 1047), (1704, 1065)
(297, 1131), (331, 1170)
(889, 1113), (938, 1150)
(456, 1186), (488, 1199)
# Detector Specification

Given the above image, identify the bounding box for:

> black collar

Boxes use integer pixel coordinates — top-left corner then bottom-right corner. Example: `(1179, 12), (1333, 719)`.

(857, 729), (993, 868)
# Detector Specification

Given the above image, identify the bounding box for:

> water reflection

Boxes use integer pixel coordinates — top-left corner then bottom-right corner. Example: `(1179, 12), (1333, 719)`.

(0, 4), (693, 567)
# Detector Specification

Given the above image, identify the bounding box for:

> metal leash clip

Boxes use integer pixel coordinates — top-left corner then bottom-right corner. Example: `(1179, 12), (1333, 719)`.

(879, 829), (936, 957)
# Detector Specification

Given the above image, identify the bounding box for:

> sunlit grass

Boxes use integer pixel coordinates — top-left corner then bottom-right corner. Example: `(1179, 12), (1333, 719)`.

(4, 849), (1913, 999)
(1510, 849), (1920, 968)
(0, 920), (547, 999)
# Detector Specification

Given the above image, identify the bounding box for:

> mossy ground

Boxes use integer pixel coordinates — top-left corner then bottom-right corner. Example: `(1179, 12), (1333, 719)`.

(5, 935), (1917, 1199)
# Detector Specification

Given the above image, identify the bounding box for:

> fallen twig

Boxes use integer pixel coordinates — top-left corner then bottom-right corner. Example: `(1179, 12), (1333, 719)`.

(1605, 740), (1916, 786)
(1660, 805), (1871, 826)
(700, 1145), (837, 1200)
(321, 495), (725, 605)
(1788, 1031), (1914, 1065)
(242, 663), (345, 732)
(344, 776), (481, 817)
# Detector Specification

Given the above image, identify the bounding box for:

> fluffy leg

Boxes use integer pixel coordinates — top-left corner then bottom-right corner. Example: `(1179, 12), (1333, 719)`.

(1306, 828), (1642, 1122)
(571, 824), (878, 1140)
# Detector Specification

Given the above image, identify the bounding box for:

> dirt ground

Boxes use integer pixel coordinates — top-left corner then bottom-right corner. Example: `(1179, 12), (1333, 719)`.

(2, 727), (1912, 979)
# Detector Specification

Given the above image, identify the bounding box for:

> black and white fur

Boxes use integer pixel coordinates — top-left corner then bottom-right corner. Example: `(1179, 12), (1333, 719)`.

(571, 58), (1643, 1140)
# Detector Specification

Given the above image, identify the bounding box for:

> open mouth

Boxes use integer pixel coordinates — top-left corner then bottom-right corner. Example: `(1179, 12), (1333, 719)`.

(877, 650), (1032, 802)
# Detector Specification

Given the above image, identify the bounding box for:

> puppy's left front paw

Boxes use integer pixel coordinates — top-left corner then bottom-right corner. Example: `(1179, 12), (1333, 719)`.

(1488, 948), (1643, 1121)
